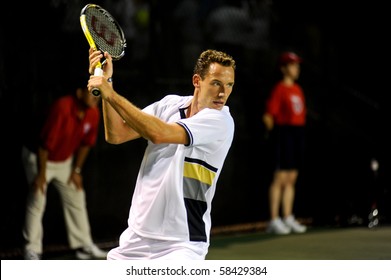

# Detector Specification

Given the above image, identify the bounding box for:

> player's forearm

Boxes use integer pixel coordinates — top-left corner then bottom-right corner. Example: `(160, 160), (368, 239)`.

(105, 90), (180, 144)
(102, 100), (139, 144)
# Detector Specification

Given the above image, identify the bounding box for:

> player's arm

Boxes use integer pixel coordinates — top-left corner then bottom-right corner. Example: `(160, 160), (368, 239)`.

(103, 91), (189, 145)
(88, 50), (188, 145)
(87, 49), (139, 143)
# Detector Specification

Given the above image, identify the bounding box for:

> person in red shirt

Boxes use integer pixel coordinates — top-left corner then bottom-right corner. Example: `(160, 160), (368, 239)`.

(21, 85), (107, 259)
(262, 51), (307, 235)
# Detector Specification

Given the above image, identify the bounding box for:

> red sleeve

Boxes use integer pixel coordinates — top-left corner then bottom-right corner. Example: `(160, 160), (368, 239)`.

(265, 83), (282, 118)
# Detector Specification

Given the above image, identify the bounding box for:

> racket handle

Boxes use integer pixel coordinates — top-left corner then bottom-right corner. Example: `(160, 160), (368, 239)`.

(92, 68), (103, 96)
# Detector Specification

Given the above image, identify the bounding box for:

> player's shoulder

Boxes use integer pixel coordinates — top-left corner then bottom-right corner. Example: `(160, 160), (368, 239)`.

(161, 94), (191, 102)
(198, 107), (234, 127)
(159, 94), (192, 107)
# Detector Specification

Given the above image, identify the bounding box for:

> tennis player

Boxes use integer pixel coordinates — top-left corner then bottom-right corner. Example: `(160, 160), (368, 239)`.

(87, 48), (236, 260)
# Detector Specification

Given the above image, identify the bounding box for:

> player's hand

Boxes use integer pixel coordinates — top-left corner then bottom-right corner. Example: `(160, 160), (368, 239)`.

(88, 48), (113, 78)
(88, 48), (103, 75)
(102, 51), (113, 77)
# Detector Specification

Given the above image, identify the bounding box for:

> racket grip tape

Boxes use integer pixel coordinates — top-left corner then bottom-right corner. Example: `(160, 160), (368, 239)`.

(92, 68), (103, 96)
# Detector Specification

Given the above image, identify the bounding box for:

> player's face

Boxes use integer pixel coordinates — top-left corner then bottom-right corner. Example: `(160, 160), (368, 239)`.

(196, 63), (235, 111)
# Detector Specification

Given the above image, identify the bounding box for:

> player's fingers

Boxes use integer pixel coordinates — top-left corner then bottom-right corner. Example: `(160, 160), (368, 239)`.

(89, 53), (102, 63)
(91, 56), (100, 67)
(104, 51), (113, 63)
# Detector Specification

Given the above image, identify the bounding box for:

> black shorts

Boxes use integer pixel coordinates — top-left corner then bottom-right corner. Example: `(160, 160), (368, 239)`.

(270, 125), (305, 170)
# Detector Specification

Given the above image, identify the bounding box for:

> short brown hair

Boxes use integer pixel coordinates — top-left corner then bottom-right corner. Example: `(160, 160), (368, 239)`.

(193, 49), (236, 79)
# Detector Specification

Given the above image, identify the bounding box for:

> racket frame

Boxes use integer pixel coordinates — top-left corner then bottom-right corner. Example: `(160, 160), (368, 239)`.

(80, 3), (126, 96)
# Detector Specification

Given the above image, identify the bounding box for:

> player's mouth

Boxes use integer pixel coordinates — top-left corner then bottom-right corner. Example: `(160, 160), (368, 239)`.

(213, 100), (225, 108)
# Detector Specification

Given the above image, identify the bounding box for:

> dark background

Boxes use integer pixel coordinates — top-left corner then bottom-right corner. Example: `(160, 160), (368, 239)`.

(1, 0), (390, 254)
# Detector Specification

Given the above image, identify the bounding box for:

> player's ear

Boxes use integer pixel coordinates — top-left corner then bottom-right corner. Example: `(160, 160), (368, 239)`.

(193, 74), (201, 88)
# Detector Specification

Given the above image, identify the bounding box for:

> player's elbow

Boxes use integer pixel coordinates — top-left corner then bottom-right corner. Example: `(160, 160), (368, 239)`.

(104, 132), (127, 144)
(105, 135), (122, 144)
(147, 132), (165, 145)
(146, 126), (179, 144)
(141, 123), (185, 145)
(147, 128), (187, 145)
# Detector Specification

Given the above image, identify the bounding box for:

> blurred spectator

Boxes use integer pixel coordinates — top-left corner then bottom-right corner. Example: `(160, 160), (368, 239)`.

(21, 81), (107, 260)
(262, 51), (307, 235)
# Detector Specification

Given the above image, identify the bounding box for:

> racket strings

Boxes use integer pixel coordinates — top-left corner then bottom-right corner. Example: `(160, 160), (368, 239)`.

(85, 8), (125, 60)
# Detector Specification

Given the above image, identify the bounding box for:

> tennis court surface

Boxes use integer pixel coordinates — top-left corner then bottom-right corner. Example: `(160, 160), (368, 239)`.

(1, 224), (390, 260)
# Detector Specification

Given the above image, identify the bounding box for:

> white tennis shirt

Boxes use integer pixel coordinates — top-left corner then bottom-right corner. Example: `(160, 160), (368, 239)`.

(128, 94), (234, 243)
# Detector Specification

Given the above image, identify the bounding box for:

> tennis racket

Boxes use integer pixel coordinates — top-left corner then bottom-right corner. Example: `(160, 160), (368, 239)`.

(80, 3), (127, 96)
